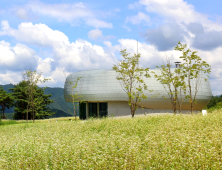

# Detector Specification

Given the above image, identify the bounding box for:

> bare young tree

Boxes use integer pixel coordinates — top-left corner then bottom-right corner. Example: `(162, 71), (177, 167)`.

(68, 77), (84, 121)
(175, 42), (211, 114)
(112, 49), (151, 117)
(63, 69), (84, 121)
(153, 55), (186, 114)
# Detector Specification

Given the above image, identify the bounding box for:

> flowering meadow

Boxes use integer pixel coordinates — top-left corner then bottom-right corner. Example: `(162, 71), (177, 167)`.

(1, 111), (222, 169)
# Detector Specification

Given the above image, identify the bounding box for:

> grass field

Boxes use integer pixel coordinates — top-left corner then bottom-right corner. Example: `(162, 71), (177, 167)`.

(1, 111), (222, 169)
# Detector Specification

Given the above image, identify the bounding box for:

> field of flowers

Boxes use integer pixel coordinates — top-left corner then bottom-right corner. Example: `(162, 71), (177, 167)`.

(1, 111), (222, 169)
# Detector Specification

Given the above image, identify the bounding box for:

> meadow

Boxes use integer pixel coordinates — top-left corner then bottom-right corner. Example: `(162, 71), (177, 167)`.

(0, 111), (222, 169)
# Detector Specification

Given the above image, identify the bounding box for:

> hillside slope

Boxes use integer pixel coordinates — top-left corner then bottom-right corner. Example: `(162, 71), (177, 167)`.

(0, 84), (76, 119)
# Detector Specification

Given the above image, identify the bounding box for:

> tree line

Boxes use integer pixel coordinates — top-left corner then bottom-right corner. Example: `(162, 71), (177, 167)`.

(0, 70), (55, 121)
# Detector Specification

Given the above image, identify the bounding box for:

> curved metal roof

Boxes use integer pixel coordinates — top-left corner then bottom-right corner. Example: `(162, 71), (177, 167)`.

(64, 69), (212, 110)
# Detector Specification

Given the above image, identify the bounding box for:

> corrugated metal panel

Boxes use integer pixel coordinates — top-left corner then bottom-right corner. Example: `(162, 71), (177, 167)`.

(64, 69), (212, 111)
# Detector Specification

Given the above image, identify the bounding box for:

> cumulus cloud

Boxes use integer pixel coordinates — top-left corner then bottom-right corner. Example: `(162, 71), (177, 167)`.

(126, 0), (222, 52)
(0, 41), (38, 72)
(12, 1), (112, 28)
(126, 12), (150, 25)
(105, 39), (183, 69)
(0, 21), (69, 47)
(143, 23), (189, 51)
(0, 21), (117, 71)
(0, 72), (23, 85)
(185, 22), (222, 51)
(137, 0), (222, 31)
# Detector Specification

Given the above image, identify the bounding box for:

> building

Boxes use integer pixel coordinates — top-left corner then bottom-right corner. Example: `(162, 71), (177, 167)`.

(64, 69), (212, 119)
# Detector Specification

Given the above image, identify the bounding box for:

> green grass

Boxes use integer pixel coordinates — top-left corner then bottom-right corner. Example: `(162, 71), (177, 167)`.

(0, 119), (18, 126)
(1, 111), (222, 169)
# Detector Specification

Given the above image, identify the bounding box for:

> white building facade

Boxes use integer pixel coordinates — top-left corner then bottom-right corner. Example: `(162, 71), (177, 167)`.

(64, 69), (212, 119)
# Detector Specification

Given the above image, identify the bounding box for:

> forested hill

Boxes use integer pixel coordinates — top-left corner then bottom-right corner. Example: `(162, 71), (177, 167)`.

(0, 84), (75, 118)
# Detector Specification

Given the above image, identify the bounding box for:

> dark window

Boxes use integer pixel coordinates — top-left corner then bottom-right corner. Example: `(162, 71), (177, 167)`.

(79, 102), (86, 120)
(89, 103), (97, 118)
(99, 103), (108, 117)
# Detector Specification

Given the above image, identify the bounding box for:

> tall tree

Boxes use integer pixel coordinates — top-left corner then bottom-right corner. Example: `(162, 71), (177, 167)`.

(153, 57), (186, 114)
(112, 49), (151, 117)
(10, 81), (28, 120)
(175, 42), (211, 114)
(0, 87), (14, 119)
(22, 70), (50, 122)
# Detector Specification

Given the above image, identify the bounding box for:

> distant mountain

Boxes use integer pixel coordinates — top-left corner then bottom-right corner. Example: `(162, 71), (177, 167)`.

(0, 84), (77, 119)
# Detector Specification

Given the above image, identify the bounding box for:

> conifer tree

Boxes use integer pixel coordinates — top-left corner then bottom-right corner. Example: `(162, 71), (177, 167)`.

(10, 81), (55, 120)
(0, 87), (14, 119)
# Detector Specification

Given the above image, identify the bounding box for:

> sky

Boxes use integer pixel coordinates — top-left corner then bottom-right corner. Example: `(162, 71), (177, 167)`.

(0, 0), (222, 95)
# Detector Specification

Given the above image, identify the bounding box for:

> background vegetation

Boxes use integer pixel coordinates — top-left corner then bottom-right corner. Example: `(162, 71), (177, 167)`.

(0, 111), (222, 169)
(0, 84), (75, 119)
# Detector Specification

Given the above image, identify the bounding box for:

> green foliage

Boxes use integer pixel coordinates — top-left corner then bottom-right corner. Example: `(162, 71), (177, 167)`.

(153, 57), (186, 114)
(1, 112), (222, 169)
(22, 70), (50, 122)
(207, 101), (222, 113)
(0, 87), (14, 119)
(1, 84), (74, 118)
(0, 119), (18, 126)
(175, 42), (211, 114)
(10, 81), (55, 120)
(207, 95), (222, 109)
(112, 49), (150, 117)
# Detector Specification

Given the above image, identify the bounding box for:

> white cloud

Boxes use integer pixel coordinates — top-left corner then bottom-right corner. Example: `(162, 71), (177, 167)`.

(12, 1), (113, 28)
(37, 57), (54, 75)
(53, 39), (117, 71)
(1, 20), (220, 95)
(126, 12), (150, 25)
(88, 29), (103, 40)
(107, 39), (183, 68)
(0, 21), (117, 79)
(0, 72), (23, 85)
(137, 0), (222, 31)
(0, 41), (38, 71)
(105, 38), (220, 95)
(0, 21), (69, 47)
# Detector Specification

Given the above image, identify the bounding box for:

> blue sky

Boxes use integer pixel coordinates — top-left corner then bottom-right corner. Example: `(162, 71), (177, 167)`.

(0, 0), (222, 95)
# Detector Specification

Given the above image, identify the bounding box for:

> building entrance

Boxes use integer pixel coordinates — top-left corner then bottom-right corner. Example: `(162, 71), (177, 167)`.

(79, 102), (108, 120)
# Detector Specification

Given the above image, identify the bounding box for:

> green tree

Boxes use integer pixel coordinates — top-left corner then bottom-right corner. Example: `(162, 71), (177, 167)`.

(69, 77), (84, 121)
(207, 95), (222, 109)
(10, 81), (55, 120)
(175, 42), (211, 114)
(22, 70), (50, 122)
(0, 87), (14, 119)
(153, 57), (186, 114)
(112, 49), (151, 117)
(9, 81), (28, 120)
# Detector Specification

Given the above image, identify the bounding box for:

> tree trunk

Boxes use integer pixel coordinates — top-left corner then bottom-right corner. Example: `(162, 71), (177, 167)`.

(26, 105), (29, 123)
(130, 105), (135, 118)
(33, 112), (35, 123)
(191, 103), (193, 115)
(2, 105), (6, 119)
(173, 97), (177, 115)
(32, 104), (35, 123)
